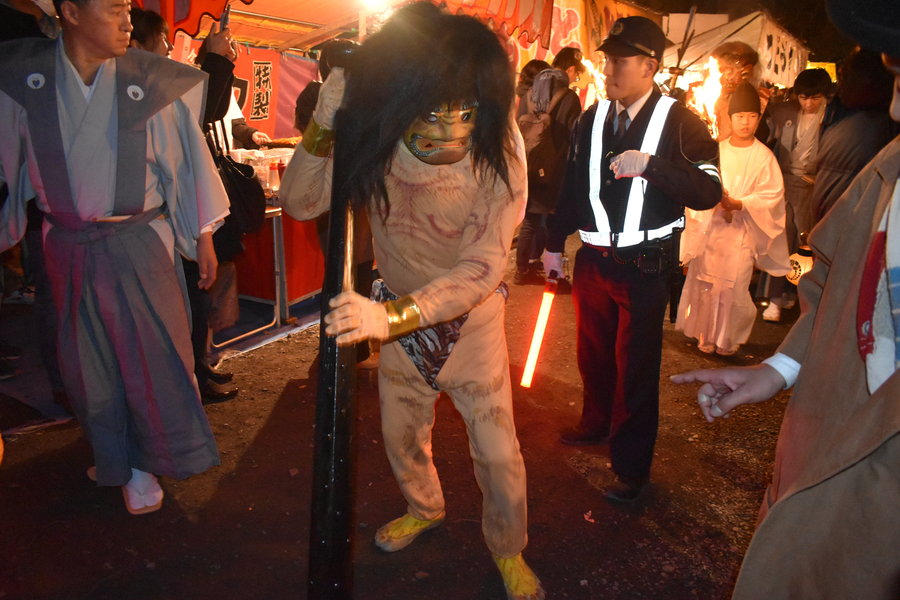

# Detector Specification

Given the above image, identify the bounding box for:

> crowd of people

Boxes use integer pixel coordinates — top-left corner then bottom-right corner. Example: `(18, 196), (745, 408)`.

(0, 0), (897, 598)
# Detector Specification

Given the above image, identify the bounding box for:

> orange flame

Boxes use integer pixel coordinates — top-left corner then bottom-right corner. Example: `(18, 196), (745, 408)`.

(582, 57), (605, 99)
(687, 57), (723, 139)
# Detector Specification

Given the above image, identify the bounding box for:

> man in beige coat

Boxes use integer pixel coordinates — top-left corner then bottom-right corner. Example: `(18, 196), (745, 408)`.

(672, 1), (899, 598)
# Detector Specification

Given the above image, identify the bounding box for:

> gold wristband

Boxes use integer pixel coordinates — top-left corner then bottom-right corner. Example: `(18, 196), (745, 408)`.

(384, 295), (421, 338)
(301, 117), (335, 157)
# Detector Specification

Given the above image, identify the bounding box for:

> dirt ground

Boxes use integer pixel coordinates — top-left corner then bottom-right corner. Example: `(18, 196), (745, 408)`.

(0, 244), (796, 600)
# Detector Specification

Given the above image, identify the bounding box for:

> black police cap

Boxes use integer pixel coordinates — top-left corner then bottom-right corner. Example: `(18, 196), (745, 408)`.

(597, 16), (666, 60)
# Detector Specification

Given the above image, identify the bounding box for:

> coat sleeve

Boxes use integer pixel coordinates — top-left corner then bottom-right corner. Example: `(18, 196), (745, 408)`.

(150, 98), (230, 260)
(200, 53), (235, 125)
(231, 118), (259, 149)
(642, 105), (722, 210)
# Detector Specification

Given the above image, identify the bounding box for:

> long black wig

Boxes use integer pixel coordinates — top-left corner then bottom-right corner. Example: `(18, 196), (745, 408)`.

(332, 2), (517, 218)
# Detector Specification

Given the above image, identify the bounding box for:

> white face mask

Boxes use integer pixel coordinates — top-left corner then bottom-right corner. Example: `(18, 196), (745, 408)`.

(32, 0), (57, 17)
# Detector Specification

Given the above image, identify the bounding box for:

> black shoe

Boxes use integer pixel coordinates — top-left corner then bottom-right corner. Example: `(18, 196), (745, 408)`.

(604, 476), (648, 503)
(559, 426), (609, 446)
(0, 340), (21, 360)
(206, 369), (234, 384)
(513, 269), (530, 285)
(200, 381), (238, 404)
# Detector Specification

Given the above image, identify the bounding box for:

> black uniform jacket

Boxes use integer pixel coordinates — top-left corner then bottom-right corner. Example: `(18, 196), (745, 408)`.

(547, 89), (721, 252)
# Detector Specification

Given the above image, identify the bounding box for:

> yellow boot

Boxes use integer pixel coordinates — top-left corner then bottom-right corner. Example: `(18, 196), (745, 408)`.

(374, 512), (445, 552)
(493, 553), (545, 600)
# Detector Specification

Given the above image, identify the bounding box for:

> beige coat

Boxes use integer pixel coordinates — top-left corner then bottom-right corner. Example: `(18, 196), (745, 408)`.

(732, 138), (900, 599)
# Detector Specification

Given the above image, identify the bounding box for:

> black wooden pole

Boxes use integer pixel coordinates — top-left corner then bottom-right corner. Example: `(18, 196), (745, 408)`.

(307, 130), (357, 599)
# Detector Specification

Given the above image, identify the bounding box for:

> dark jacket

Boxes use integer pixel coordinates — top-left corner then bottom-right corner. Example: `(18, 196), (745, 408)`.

(525, 87), (582, 215)
(547, 89), (721, 251)
(200, 52), (235, 125)
(811, 98), (895, 221)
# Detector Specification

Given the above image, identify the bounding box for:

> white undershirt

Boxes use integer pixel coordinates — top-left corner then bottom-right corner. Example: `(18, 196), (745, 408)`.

(615, 86), (654, 125)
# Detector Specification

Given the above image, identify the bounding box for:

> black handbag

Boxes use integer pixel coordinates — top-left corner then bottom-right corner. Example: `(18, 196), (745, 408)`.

(210, 122), (266, 235)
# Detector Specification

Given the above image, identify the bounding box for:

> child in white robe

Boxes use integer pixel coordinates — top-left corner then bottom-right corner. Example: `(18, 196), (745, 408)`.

(677, 83), (790, 355)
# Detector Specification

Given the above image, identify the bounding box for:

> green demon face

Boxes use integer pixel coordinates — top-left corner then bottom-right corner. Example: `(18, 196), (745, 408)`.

(403, 100), (478, 165)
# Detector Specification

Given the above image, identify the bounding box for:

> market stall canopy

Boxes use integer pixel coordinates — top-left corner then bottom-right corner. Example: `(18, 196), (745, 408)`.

(662, 11), (809, 88)
(139, 0), (554, 52)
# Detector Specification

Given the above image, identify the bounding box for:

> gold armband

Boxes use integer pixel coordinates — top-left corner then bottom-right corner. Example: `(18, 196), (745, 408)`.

(301, 117), (335, 157)
(384, 295), (421, 338)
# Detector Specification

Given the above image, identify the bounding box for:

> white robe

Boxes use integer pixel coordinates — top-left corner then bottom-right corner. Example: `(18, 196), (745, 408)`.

(677, 138), (789, 351)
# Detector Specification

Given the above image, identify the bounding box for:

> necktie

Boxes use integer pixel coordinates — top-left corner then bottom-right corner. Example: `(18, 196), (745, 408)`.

(614, 109), (629, 145)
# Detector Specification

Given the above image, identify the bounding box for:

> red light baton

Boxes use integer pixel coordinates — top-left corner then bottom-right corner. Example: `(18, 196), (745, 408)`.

(520, 270), (558, 388)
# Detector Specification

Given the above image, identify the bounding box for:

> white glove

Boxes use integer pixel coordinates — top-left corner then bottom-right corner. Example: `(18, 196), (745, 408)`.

(610, 150), (650, 179)
(324, 290), (389, 346)
(311, 67), (347, 130)
(542, 251), (563, 280)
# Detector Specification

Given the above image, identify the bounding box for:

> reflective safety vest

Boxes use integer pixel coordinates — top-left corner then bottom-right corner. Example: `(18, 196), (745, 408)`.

(580, 96), (683, 248)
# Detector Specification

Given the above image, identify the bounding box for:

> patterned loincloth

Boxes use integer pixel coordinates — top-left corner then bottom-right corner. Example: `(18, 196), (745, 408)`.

(372, 279), (508, 390)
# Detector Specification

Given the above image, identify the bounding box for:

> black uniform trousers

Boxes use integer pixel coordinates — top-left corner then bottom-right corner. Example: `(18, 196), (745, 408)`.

(572, 243), (669, 482)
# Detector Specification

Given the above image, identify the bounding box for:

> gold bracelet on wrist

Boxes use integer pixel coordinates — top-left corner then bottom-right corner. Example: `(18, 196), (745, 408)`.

(301, 117), (335, 157)
(384, 295), (421, 338)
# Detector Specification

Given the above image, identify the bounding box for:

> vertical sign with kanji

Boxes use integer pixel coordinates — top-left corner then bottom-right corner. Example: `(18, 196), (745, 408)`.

(250, 61), (273, 121)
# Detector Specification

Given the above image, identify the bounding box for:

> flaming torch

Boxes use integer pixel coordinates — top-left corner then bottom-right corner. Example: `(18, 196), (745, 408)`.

(580, 57), (606, 106)
(686, 57), (723, 139)
(520, 270), (559, 388)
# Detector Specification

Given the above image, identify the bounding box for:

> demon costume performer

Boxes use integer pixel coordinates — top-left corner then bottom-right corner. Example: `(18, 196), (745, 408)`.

(0, 0), (227, 515)
(279, 5), (542, 600)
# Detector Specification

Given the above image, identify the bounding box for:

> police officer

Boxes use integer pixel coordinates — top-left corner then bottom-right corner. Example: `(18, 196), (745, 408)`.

(544, 16), (722, 502)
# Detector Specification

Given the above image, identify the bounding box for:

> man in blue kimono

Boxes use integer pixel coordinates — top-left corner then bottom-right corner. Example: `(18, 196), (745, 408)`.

(0, 0), (229, 515)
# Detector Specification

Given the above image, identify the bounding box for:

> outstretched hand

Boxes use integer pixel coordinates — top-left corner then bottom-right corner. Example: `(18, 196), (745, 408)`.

(670, 364), (786, 422)
(324, 290), (389, 346)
